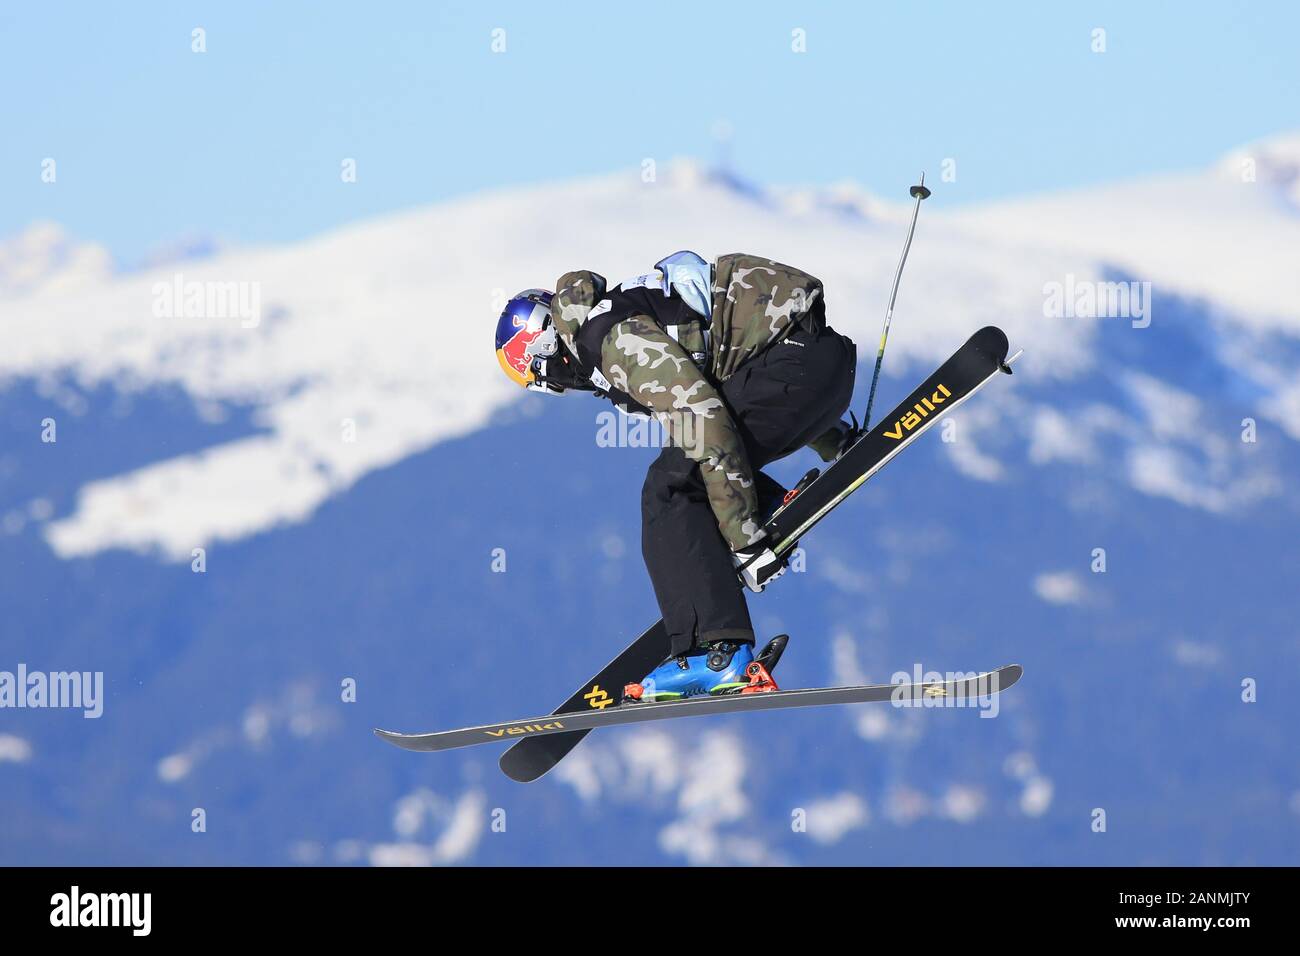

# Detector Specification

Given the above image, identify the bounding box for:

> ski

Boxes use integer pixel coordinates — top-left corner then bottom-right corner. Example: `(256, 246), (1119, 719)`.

(496, 325), (1017, 782)
(376, 665), (1022, 754)
(766, 325), (1013, 554)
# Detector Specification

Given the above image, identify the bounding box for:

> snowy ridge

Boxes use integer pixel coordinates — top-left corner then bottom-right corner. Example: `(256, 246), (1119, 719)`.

(0, 222), (114, 301)
(943, 132), (1300, 330)
(2, 138), (1299, 560)
(5, 140), (1300, 868)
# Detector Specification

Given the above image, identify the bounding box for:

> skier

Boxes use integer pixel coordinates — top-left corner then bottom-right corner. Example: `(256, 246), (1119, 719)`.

(495, 251), (857, 700)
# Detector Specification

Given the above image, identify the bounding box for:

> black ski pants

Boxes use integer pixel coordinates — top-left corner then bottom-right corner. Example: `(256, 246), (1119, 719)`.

(641, 322), (857, 656)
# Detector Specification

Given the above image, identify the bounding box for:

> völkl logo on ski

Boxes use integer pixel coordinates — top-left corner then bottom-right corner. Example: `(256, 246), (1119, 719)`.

(882, 383), (951, 440)
(484, 721), (565, 738)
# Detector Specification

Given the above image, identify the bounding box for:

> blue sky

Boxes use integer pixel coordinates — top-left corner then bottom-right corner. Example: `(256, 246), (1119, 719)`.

(2, 1), (1296, 263)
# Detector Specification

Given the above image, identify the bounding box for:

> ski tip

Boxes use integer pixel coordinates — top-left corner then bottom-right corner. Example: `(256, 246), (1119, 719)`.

(996, 664), (1024, 689)
(967, 326), (1011, 366)
(373, 727), (420, 750)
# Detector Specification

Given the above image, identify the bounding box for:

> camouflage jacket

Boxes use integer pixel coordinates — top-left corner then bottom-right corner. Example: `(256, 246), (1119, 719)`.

(550, 252), (825, 551)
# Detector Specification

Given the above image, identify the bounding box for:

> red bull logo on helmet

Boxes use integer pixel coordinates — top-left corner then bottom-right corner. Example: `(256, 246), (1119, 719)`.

(498, 316), (543, 386)
(495, 292), (555, 388)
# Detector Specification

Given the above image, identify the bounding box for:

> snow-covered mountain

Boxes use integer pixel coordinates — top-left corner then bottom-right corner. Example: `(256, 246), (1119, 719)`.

(2, 135), (1298, 866)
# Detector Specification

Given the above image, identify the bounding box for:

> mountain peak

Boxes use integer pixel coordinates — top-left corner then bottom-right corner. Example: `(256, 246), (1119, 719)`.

(1216, 131), (1300, 206)
(0, 222), (114, 299)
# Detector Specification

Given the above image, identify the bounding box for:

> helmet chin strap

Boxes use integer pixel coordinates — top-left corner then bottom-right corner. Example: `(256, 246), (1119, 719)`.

(534, 354), (600, 395)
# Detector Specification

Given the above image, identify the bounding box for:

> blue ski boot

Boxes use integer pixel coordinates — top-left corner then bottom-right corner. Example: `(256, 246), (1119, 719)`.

(624, 642), (756, 703)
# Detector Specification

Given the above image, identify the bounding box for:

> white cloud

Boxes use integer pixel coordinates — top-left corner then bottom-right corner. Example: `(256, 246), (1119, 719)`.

(1116, 370), (1281, 515)
(619, 731), (684, 797)
(1027, 406), (1096, 465)
(552, 747), (603, 803)
(803, 792), (870, 844)
(0, 734), (33, 763)
(368, 788), (487, 866)
(1266, 381), (1300, 441)
(883, 786), (930, 826)
(854, 708), (891, 741)
(1123, 372), (1202, 442)
(1019, 777), (1054, 817)
(1127, 446), (1230, 512)
(660, 733), (758, 867)
(937, 784), (986, 824)
(1172, 640), (1222, 669)
(555, 727), (785, 866)
(156, 752), (193, 783)
(1003, 751), (1038, 781)
(944, 432), (1006, 482)
(1033, 570), (1088, 606)
(818, 555), (873, 594)
(156, 681), (337, 783)
(1004, 751), (1053, 817)
(830, 630), (868, 686)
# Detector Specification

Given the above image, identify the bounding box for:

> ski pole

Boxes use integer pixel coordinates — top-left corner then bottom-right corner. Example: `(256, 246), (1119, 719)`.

(862, 172), (931, 431)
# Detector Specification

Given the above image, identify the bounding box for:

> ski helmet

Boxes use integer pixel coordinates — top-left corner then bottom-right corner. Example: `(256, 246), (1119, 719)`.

(495, 289), (559, 392)
(495, 289), (592, 395)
